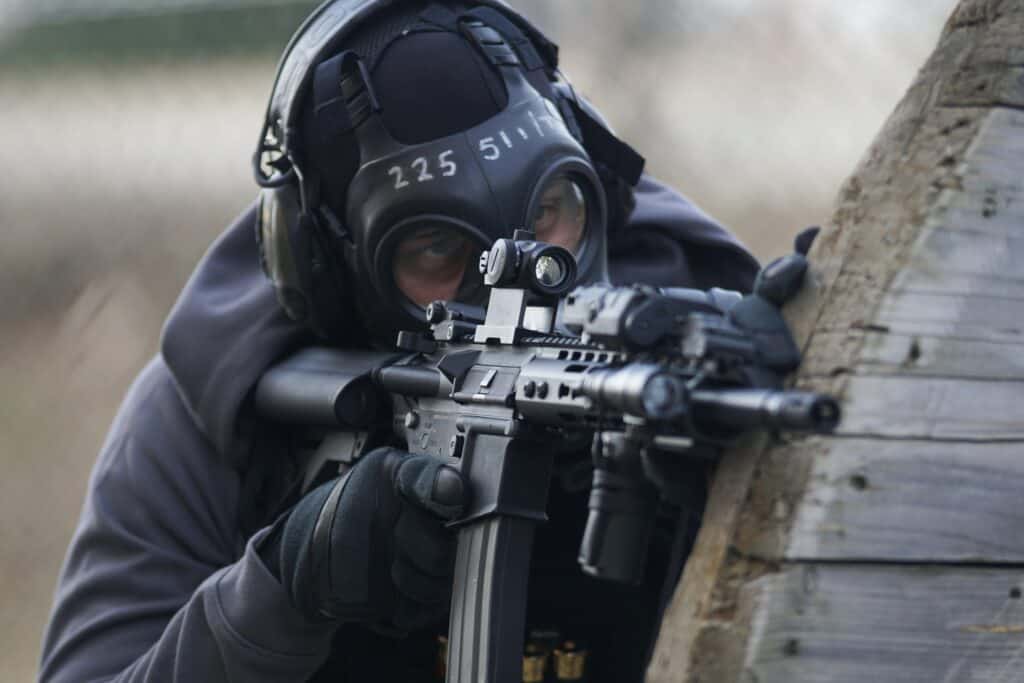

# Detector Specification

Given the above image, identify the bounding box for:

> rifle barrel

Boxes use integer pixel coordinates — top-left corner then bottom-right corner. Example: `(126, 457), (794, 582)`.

(690, 388), (840, 433)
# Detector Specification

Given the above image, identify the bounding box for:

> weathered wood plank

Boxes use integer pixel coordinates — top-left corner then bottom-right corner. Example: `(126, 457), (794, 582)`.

(940, 65), (1024, 109)
(780, 439), (1024, 562)
(868, 109), (1024, 343)
(836, 375), (1024, 440)
(805, 216), (1024, 377)
(892, 226), (1024, 300)
(808, 106), (987, 341)
(812, 110), (1024, 352)
(873, 290), (1024, 344)
(945, 109), (1024, 242)
(940, 188), (1024, 241)
(856, 332), (1024, 380)
(744, 564), (1024, 683)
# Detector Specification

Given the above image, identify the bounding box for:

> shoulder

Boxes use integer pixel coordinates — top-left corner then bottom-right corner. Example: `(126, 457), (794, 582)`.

(94, 357), (217, 480)
(88, 356), (243, 562)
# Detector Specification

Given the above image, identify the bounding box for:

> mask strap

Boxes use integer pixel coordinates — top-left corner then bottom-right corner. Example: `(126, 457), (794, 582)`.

(457, 18), (542, 111)
(420, 4), (560, 113)
(461, 5), (553, 73)
(458, 11), (643, 186)
(335, 51), (407, 162)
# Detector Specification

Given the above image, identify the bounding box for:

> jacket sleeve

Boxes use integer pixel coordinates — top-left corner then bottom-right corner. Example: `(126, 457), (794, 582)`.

(39, 358), (337, 682)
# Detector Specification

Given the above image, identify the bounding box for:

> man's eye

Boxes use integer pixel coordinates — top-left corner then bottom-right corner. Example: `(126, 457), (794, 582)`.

(535, 204), (559, 230)
(398, 229), (465, 260)
(425, 235), (461, 257)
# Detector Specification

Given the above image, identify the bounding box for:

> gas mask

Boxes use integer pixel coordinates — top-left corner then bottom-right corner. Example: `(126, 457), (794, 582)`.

(336, 27), (608, 342)
(255, 4), (645, 345)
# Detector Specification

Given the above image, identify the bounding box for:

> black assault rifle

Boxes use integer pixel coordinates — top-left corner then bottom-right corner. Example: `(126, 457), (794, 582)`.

(254, 232), (839, 683)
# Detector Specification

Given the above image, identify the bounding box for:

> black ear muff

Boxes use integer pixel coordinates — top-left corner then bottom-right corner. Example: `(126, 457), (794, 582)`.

(257, 182), (312, 323)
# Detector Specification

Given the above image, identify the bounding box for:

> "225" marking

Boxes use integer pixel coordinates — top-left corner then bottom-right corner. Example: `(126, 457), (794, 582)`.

(388, 150), (457, 190)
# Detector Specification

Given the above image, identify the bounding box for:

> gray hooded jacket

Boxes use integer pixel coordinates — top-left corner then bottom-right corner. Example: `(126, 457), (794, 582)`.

(39, 175), (758, 682)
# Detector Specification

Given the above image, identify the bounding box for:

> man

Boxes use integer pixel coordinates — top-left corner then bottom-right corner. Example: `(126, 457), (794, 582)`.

(40, 1), (760, 681)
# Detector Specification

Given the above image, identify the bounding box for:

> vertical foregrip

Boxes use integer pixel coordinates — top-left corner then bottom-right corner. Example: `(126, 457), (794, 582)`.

(447, 516), (536, 683)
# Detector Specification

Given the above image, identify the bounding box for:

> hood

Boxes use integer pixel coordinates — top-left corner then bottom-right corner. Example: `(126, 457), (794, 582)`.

(571, 94), (759, 292)
(160, 204), (313, 462)
(609, 174), (760, 293)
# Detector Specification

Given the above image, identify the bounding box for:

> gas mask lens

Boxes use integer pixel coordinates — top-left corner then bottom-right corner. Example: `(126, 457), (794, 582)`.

(393, 224), (477, 307)
(531, 175), (587, 253)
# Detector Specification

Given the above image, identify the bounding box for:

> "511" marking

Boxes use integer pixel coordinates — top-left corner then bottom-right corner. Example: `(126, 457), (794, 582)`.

(478, 110), (561, 161)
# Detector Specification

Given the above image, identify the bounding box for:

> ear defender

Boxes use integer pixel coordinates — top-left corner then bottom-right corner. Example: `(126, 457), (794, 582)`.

(256, 183), (312, 323)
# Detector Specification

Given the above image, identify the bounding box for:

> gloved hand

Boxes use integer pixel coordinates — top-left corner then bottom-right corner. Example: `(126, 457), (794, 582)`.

(258, 447), (467, 631)
(642, 227), (820, 502)
(727, 225), (819, 386)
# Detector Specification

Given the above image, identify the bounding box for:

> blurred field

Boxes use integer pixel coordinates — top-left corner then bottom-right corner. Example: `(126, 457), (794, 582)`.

(0, 1), (956, 678)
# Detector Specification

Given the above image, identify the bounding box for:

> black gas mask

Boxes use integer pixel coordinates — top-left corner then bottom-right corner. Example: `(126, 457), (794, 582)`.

(255, 2), (645, 345)
(337, 24), (608, 342)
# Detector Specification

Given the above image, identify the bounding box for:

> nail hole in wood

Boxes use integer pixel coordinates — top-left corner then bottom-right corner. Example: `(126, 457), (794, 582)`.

(905, 338), (922, 365)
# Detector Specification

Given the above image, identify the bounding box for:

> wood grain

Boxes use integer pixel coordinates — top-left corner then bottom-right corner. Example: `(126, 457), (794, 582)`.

(855, 332), (1024, 380)
(836, 375), (1024, 440)
(743, 564), (1024, 683)
(784, 438), (1024, 562)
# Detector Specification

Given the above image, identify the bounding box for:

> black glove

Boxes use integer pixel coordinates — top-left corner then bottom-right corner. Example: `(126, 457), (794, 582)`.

(259, 447), (467, 631)
(727, 226), (819, 385)
(642, 227), (821, 500)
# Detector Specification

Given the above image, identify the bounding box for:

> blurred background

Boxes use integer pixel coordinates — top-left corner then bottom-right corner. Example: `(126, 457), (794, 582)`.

(1, 0), (956, 677)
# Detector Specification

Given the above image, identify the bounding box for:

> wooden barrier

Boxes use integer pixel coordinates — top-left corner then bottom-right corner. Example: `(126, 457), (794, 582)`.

(649, 2), (1024, 680)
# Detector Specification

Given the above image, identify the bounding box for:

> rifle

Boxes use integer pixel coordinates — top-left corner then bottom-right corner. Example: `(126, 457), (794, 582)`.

(254, 232), (839, 682)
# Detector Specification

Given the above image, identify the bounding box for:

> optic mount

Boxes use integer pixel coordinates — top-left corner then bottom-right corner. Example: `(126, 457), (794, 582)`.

(472, 230), (578, 344)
